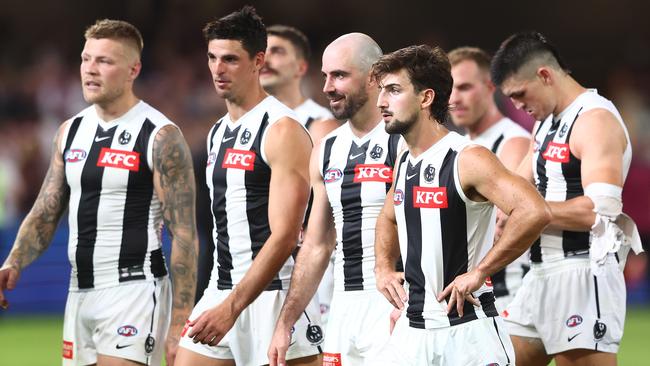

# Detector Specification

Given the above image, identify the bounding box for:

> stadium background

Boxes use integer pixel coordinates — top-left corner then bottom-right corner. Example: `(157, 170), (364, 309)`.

(0, 0), (649, 364)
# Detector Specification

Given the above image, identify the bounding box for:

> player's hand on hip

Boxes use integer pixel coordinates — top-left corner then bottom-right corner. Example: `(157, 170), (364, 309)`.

(187, 302), (236, 346)
(0, 265), (20, 310)
(437, 269), (485, 317)
(268, 322), (292, 366)
(376, 269), (407, 310)
(389, 307), (402, 334)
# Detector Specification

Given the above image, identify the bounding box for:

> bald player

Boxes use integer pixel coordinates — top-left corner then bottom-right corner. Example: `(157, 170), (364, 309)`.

(448, 47), (531, 313)
(268, 33), (403, 366)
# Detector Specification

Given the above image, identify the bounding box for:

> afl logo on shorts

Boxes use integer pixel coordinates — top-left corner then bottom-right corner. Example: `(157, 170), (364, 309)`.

(565, 315), (583, 328)
(393, 189), (404, 205)
(65, 149), (87, 163)
(117, 325), (138, 337)
(306, 324), (324, 345)
(324, 168), (343, 183)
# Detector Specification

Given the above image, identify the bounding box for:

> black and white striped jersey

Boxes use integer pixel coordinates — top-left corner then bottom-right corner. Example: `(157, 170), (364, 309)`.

(531, 89), (632, 263)
(470, 117), (531, 298)
(319, 122), (402, 291)
(205, 96), (300, 291)
(62, 101), (172, 291)
(293, 99), (334, 130)
(393, 131), (498, 329)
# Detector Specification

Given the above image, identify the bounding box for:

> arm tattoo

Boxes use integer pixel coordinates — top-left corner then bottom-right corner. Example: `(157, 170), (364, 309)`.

(153, 126), (198, 330)
(5, 130), (69, 271)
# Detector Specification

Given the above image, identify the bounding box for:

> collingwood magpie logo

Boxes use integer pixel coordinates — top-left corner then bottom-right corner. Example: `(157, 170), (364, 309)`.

(369, 144), (383, 160)
(558, 123), (569, 138)
(306, 324), (323, 345)
(240, 129), (252, 144)
(593, 320), (607, 340)
(118, 130), (131, 145)
(424, 164), (436, 183)
(144, 334), (155, 354)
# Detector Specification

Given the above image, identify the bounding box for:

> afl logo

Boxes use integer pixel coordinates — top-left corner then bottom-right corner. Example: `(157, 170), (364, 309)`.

(65, 149), (87, 163)
(324, 168), (343, 183)
(566, 315), (583, 328)
(393, 189), (404, 205)
(117, 325), (138, 337)
(207, 152), (217, 166)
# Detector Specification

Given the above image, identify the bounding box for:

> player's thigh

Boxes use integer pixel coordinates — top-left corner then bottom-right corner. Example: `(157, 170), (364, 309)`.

(285, 354), (322, 366)
(96, 353), (145, 366)
(511, 335), (552, 366)
(175, 346), (236, 366)
(554, 348), (616, 366)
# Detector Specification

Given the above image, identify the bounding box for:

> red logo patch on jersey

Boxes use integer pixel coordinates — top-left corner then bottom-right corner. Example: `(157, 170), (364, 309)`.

(542, 142), (570, 163)
(62, 340), (73, 359)
(97, 148), (140, 171)
(323, 352), (342, 366)
(64, 149), (87, 163)
(413, 186), (448, 208)
(353, 164), (392, 183)
(394, 189), (404, 205)
(222, 148), (255, 170)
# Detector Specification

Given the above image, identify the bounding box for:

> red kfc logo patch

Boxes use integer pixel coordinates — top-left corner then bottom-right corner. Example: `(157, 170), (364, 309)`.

(323, 352), (342, 366)
(413, 187), (448, 208)
(62, 340), (73, 359)
(353, 164), (392, 183)
(542, 142), (570, 163)
(97, 148), (140, 171)
(222, 148), (256, 171)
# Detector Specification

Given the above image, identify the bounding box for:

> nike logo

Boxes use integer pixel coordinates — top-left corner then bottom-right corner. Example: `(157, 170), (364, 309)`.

(567, 333), (581, 342)
(406, 173), (417, 180)
(95, 136), (111, 142)
(349, 152), (365, 160)
(115, 344), (133, 349)
(222, 136), (235, 143)
(547, 129), (557, 136)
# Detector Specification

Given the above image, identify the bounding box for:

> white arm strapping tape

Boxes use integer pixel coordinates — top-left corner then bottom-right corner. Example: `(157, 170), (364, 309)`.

(585, 183), (644, 274)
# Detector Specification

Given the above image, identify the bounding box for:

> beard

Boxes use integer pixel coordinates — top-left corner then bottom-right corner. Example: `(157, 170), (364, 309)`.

(384, 110), (418, 135)
(329, 88), (369, 120)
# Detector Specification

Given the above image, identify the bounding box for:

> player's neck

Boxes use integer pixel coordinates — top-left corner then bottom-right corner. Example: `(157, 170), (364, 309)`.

(467, 105), (503, 139)
(553, 76), (587, 117)
(404, 116), (449, 158)
(348, 98), (382, 138)
(226, 84), (268, 122)
(270, 82), (305, 109)
(94, 91), (139, 122)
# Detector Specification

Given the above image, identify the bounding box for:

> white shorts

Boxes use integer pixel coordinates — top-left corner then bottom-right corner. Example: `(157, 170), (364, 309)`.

(369, 315), (514, 366)
(179, 289), (322, 365)
(494, 263), (528, 316)
(503, 256), (625, 354)
(62, 277), (171, 366)
(322, 289), (393, 365)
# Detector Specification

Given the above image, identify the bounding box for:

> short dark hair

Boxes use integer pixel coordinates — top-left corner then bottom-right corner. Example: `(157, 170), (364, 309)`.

(85, 19), (143, 56)
(448, 47), (491, 72)
(372, 44), (452, 123)
(202, 6), (267, 58)
(267, 24), (311, 60)
(491, 31), (569, 87)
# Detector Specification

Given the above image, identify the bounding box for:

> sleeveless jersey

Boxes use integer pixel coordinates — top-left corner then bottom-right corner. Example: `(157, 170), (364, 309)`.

(62, 101), (172, 291)
(293, 99), (335, 130)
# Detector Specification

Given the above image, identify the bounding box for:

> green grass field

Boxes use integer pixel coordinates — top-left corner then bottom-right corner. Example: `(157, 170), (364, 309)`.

(1, 308), (649, 365)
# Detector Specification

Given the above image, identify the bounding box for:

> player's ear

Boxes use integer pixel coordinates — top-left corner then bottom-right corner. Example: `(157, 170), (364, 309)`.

(537, 67), (553, 85)
(254, 51), (265, 71)
(421, 88), (435, 110)
(297, 59), (308, 77)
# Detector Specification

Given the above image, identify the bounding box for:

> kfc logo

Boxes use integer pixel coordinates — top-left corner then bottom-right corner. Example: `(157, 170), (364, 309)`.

(65, 149), (87, 163)
(542, 142), (570, 163)
(353, 164), (392, 183)
(97, 148), (140, 171)
(62, 341), (73, 359)
(222, 148), (255, 170)
(413, 186), (448, 208)
(323, 353), (342, 366)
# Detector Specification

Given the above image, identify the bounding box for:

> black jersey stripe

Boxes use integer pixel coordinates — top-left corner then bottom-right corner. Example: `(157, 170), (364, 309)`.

(403, 159), (426, 328)
(438, 149), (477, 325)
(76, 125), (117, 289)
(212, 125), (240, 290)
(340, 140), (369, 291)
(63, 117), (83, 164)
(491, 134), (505, 154)
(321, 136), (337, 176)
(118, 119), (156, 282)
(531, 119), (555, 263)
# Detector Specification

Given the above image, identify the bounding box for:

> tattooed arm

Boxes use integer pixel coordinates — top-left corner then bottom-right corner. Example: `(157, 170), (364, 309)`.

(152, 125), (199, 366)
(0, 122), (70, 309)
